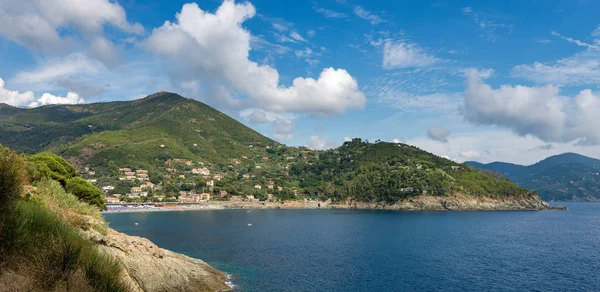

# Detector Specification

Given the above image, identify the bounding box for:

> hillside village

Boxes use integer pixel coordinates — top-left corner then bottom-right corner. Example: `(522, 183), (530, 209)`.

(80, 144), (319, 204)
(77, 139), (474, 205)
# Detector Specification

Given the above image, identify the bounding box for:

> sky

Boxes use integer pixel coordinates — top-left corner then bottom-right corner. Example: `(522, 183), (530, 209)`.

(1, 0), (600, 165)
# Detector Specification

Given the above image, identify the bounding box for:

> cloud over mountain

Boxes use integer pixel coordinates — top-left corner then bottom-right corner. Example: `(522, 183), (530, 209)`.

(464, 69), (600, 144)
(144, 1), (366, 116)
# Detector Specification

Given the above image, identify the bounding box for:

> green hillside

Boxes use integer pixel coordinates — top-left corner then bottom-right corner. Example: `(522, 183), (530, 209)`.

(467, 153), (600, 201)
(0, 92), (538, 204)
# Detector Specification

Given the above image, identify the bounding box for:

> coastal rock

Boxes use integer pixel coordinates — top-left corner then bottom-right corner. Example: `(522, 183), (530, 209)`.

(96, 229), (230, 292)
(331, 193), (554, 211)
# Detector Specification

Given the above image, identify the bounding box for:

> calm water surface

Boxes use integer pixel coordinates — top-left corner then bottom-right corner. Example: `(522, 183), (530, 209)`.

(104, 203), (600, 291)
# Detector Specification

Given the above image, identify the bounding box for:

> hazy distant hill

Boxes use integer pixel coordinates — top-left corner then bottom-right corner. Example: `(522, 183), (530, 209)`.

(467, 153), (600, 201)
(0, 92), (544, 206)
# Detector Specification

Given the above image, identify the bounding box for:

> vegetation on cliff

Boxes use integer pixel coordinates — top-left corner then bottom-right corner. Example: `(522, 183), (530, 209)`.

(0, 145), (124, 291)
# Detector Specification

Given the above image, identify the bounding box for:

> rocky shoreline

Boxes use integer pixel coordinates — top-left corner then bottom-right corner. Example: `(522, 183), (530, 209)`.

(105, 194), (566, 213)
(82, 228), (232, 292)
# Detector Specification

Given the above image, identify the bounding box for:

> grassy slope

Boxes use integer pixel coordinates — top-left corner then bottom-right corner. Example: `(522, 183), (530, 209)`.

(0, 148), (127, 291)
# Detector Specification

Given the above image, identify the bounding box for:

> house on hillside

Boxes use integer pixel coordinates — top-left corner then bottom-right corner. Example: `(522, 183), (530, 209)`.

(451, 166), (463, 170)
(119, 168), (131, 172)
(124, 171), (135, 176)
(206, 180), (214, 187)
(136, 169), (148, 175)
(179, 174), (186, 179)
(88, 171), (95, 175)
(254, 184), (262, 190)
(126, 175), (136, 180)
(213, 174), (224, 181)
(200, 193), (211, 201)
(105, 196), (120, 203)
(230, 195), (243, 201)
(246, 195), (256, 201)
(140, 192), (148, 197)
(277, 186), (283, 191)
(87, 179), (97, 183)
(219, 190), (228, 197)
(242, 174), (250, 179)
(131, 187), (142, 193)
(101, 186), (115, 192)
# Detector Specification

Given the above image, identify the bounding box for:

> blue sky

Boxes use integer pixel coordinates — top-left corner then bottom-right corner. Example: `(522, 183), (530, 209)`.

(1, 0), (600, 164)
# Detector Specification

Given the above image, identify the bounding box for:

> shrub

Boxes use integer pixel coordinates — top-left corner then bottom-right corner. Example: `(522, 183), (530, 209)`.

(1, 199), (126, 291)
(0, 145), (27, 225)
(65, 177), (106, 210)
(27, 152), (76, 185)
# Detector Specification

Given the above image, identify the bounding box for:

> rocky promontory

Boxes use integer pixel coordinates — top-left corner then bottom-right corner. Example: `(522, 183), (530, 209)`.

(83, 228), (231, 292)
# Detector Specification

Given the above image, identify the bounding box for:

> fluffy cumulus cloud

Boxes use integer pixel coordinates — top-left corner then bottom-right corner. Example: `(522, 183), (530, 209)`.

(382, 41), (439, 69)
(0, 0), (142, 56)
(28, 92), (84, 108)
(144, 1), (365, 116)
(464, 69), (600, 144)
(0, 77), (83, 107)
(0, 78), (35, 106)
(427, 127), (450, 143)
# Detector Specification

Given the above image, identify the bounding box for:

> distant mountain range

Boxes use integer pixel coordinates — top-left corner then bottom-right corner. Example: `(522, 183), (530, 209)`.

(467, 153), (600, 201)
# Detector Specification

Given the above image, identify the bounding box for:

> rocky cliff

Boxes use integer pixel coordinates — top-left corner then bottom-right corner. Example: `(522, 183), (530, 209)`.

(84, 228), (231, 292)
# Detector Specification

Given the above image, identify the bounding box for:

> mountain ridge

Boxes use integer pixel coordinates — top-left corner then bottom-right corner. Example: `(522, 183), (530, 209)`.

(467, 153), (600, 201)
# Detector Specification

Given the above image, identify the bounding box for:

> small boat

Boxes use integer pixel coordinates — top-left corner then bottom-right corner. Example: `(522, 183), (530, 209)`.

(247, 223), (252, 226)
(134, 222), (139, 225)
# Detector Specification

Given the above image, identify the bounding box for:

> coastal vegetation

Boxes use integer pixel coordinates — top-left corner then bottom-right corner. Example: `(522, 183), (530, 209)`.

(0, 145), (124, 291)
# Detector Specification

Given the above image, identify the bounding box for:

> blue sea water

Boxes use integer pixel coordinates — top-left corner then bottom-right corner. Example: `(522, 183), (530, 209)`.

(104, 203), (600, 291)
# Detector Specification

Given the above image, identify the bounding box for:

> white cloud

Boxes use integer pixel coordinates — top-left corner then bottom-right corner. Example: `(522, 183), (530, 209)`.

(550, 31), (599, 49)
(289, 32), (306, 42)
(464, 69), (600, 144)
(353, 6), (384, 25)
(407, 129), (600, 165)
(0, 78), (35, 106)
(144, 1), (365, 116)
(0, 77), (83, 108)
(459, 150), (481, 160)
(244, 109), (269, 123)
(0, 0), (142, 63)
(28, 92), (84, 108)
(382, 40), (439, 69)
(12, 53), (103, 84)
(314, 7), (348, 19)
(512, 29), (600, 86)
(427, 127), (450, 143)
(307, 136), (326, 149)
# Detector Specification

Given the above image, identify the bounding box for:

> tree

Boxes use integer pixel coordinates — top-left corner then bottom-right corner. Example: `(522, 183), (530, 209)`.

(65, 177), (106, 209)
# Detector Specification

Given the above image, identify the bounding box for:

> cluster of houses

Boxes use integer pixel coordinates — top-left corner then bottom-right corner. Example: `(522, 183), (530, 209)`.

(118, 168), (149, 181)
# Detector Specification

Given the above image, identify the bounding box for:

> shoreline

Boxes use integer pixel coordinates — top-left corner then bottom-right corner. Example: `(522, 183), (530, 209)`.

(103, 196), (567, 214)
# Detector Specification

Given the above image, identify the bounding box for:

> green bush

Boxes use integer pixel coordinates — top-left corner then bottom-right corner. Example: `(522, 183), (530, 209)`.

(65, 177), (106, 210)
(0, 145), (27, 225)
(27, 152), (76, 185)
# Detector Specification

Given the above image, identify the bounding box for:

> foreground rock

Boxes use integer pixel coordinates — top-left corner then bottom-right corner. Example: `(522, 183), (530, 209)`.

(86, 229), (230, 292)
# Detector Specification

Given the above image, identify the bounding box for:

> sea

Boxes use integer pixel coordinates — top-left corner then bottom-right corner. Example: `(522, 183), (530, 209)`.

(104, 203), (600, 291)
